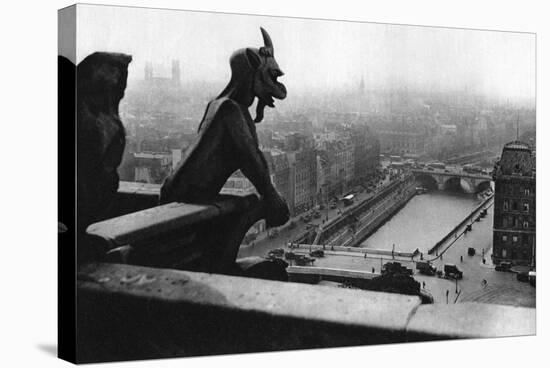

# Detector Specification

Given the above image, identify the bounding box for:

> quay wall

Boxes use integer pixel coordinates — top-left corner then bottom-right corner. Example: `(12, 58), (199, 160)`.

(347, 183), (417, 248)
(317, 175), (416, 245)
(427, 194), (494, 255)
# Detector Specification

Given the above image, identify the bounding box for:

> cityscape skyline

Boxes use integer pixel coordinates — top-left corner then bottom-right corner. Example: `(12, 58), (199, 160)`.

(75, 4), (535, 105)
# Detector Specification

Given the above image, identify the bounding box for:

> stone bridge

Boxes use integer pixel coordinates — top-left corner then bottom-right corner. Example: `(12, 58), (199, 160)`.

(412, 168), (493, 193)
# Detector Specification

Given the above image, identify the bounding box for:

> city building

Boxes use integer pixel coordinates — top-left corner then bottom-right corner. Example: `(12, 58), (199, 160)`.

(350, 124), (380, 185)
(316, 138), (355, 199)
(287, 149), (317, 215)
(263, 149), (293, 215)
(379, 128), (425, 156)
(492, 140), (536, 266)
(133, 152), (173, 184)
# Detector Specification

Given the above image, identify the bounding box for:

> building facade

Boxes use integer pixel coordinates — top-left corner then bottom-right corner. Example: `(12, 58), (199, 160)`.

(351, 125), (380, 185)
(288, 149), (317, 215)
(379, 129), (425, 156)
(492, 141), (536, 266)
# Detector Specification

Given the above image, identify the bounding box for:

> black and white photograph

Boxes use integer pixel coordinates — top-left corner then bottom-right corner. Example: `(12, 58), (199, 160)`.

(56, 2), (540, 364)
(3, 1), (549, 367)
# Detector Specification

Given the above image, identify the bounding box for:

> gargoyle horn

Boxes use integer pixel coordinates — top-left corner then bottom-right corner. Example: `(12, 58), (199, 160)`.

(260, 27), (274, 55)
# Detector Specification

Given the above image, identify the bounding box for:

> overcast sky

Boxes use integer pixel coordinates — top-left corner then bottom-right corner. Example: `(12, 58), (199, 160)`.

(75, 4), (535, 103)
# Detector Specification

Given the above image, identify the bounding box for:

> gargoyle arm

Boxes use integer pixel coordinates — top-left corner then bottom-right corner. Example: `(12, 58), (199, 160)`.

(221, 101), (276, 198)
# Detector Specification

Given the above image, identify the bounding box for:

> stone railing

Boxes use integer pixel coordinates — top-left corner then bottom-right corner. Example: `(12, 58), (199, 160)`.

(86, 182), (261, 274)
(76, 262), (535, 363)
(75, 181), (535, 363)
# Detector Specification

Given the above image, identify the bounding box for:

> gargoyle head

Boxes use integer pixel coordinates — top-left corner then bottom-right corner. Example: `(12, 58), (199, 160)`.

(248, 28), (287, 122)
(77, 52), (132, 114)
(223, 28), (287, 123)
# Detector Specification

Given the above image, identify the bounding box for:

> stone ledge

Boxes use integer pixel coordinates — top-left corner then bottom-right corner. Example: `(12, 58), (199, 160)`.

(76, 263), (535, 363)
(79, 262), (420, 331)
(406, 302), (535, 339)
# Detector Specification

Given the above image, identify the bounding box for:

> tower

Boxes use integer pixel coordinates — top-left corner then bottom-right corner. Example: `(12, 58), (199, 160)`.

(492, 140), (536, 267)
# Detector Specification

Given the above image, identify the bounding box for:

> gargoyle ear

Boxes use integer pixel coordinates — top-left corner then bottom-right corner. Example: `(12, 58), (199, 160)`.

(246, 48), (262, 70)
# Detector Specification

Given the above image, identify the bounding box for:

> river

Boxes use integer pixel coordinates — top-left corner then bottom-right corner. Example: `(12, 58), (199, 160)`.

(360, 191), (483, 253)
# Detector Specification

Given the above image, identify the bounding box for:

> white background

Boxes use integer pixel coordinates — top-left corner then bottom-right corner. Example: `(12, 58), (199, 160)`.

(0, 0), (548, 367)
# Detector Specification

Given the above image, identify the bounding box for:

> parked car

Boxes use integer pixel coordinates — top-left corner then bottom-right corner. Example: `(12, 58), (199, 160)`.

(516, 271), (529, 282)
(495, 262), (512, 272)
(383, 261), (413, 276)
(294, 255), (315, 266)
(309, 249), (325, 258)
(444, 264), (463, 279)
(416, 261), (437, 276)
(284, 251), (297, 260)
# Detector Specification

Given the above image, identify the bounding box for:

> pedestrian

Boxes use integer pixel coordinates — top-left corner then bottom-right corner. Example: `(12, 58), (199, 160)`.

(460, 255), (463, 262)
(482, 258), (486, 264)
(422, 281), (426, 289)
(372, 267), (375, 273)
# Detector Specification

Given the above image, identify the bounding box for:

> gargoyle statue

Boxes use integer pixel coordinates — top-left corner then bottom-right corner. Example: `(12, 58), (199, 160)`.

(160, 27), (290, 228)
(76, 52), (132, 231)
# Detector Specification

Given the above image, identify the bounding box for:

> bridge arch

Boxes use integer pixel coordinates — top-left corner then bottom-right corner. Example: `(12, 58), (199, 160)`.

(443, 177), (475, 193)
(475, 180), (492, 193)
(415, 174), (438, 190)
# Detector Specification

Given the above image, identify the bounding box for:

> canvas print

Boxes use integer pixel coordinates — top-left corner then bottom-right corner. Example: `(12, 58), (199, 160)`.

(58, 4), (536, 364)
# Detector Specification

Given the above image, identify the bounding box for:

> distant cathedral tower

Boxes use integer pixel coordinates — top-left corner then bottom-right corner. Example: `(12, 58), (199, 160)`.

(359, 76), (365, 95)
(171, 60), (181, 87)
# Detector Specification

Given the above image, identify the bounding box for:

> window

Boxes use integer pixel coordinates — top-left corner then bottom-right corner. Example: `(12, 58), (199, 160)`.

(524, 188), (530, 196)
(523, 202), (529, 212)
(523, 221), (529, 229)
(502, 218), (508, 227)
(503, 200), (509, 211)
(512, 201), (518, 211)
(502, 235), (508, 242)
(512, 236), (518, 243)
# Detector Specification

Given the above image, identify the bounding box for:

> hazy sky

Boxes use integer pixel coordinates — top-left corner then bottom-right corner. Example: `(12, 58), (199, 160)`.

(76, 4), (535, 102)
